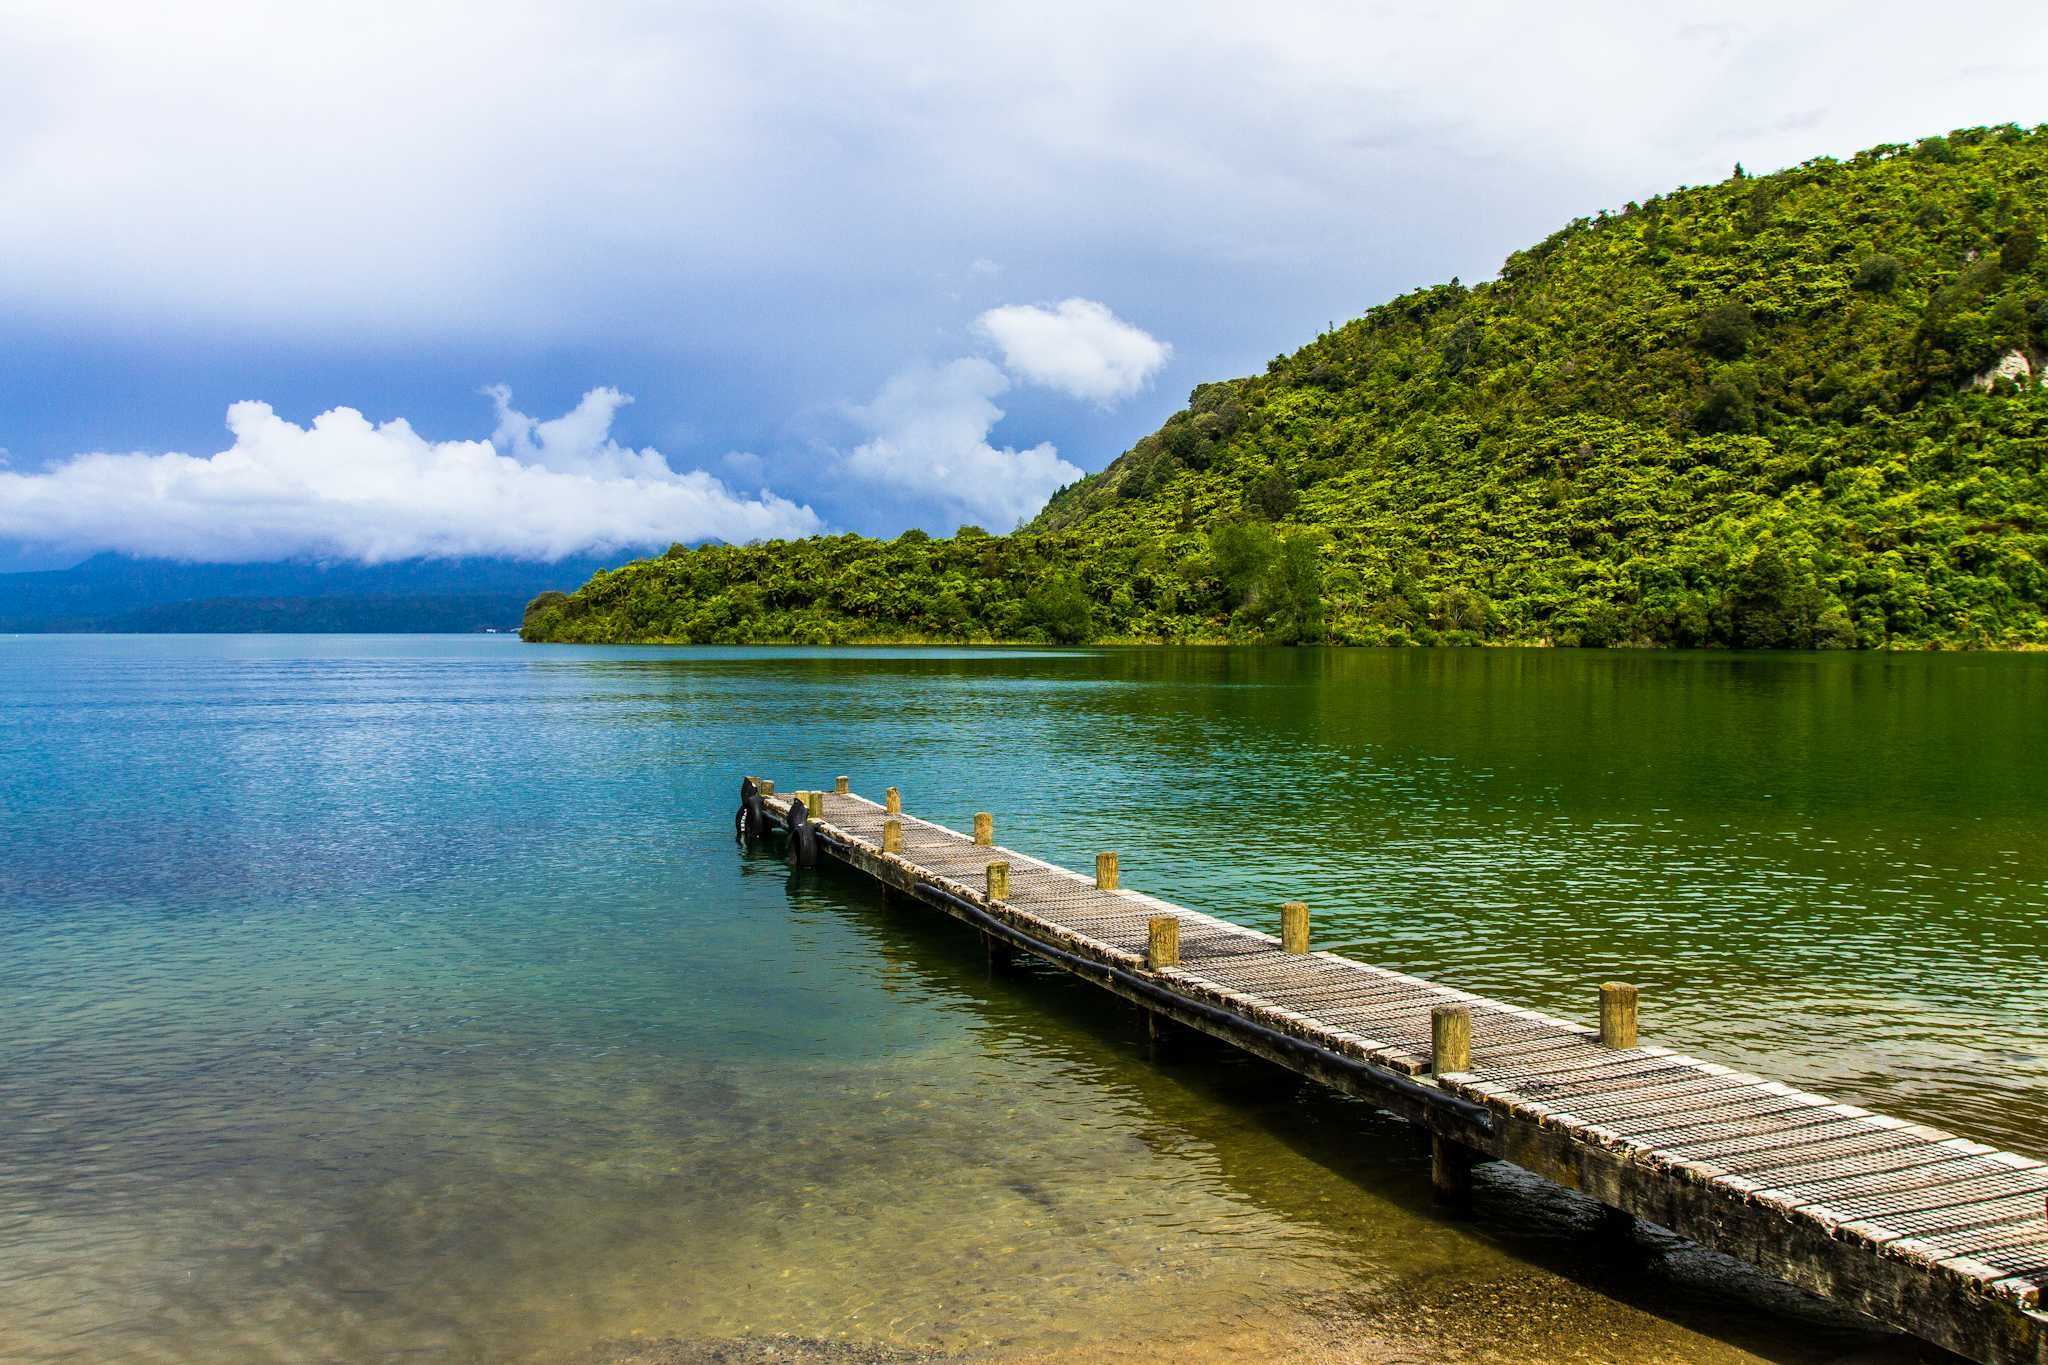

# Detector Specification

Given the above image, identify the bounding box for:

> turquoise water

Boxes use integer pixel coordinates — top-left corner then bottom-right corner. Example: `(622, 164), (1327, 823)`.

(4, 635), (2045, 1362)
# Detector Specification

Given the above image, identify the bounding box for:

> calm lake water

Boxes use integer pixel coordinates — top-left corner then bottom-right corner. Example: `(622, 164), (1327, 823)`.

(4, 636), (2045, 1363)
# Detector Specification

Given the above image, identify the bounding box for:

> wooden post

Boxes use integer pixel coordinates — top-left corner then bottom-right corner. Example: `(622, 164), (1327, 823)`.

(881, 818), (902, 853)
(1600, 982), (1639, 1049)
(834, 775), (849, 795)
(807, 790), (826, 819)
(1095, 851), (1119, 890)
(1595, 1203), (1637, 1248)
(758, 779), (775, 795)
(1145, 916), (1180, 970)
(1432, 1004), (1472, 1074)
(973, 812), (993, 846)
(986, 861), (1009, 902)
(1146, 1009), (1182, 1053)
(1281, 901), (1310, 955)
(1431, 1133), (1474, 1210)
(885, 786), (901, 815)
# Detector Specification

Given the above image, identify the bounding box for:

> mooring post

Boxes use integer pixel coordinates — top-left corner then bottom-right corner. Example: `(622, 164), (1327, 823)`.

(984, 931), (1016, 971)
(1595, 1202), (1639, 1254)
(885, 786), (901, 815)
(1281, 901), (1310, 955)
(1600, 982), (1639, 1049)
(973, 812), (993, 846)
(1145, 916), (1180, 970)
(882, 818), (902, 853)
(1146, 1008), (1185, 1054)
(1095, 851), (1119, 890)
(1431, 1133), (1475, 1211)
(1429, 1003), (1477, 1209)
(758, 779), (775, 795)
(1431, 1004), (1472, 1074)
(982, 861), (1015, 971)
(835, 775), (849, 795)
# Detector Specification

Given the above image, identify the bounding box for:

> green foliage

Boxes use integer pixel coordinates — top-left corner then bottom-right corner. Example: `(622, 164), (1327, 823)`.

(1247, 470), (1299, 520)
(1853, 254), (1902, 292)
(1695, 368), (1759, 434)
(1258, 532), (1327, 644)
(2002, 226), (2039, 272)
(1025, 575), (1094, 643)
(528, 125), (2048, 651)
(1698, 301), (1756, 359)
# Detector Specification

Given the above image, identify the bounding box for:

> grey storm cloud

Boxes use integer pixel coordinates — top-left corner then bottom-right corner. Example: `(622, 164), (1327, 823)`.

(5, 1), (2043, 340)
(1, 2), (2044, 549)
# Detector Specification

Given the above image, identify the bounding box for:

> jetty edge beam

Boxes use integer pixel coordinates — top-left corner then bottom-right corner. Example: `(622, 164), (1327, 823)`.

(737, 777), (2048, 1365)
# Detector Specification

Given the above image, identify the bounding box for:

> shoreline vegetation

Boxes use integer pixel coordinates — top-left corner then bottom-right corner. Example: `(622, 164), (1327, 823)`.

(526, 124), (2048, 652)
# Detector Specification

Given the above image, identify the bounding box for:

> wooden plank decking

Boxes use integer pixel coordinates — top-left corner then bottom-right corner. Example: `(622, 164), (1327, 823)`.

(743, 780), (2048, 1365)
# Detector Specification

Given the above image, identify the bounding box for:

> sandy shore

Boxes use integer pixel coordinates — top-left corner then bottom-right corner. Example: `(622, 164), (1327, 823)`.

(575, 1280), (1945, 1365)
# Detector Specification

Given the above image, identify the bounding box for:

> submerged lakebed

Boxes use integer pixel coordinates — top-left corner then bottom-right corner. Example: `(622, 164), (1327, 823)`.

(3, 637), (2045, 1363)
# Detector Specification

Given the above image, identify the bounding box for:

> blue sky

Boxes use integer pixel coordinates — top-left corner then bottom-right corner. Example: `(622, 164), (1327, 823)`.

(3, 2), (2045, 569)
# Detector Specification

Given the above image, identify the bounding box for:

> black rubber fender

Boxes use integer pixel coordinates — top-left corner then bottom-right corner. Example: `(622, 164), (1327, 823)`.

(784, 793), (820, 868)
(736, 777), (770, 843)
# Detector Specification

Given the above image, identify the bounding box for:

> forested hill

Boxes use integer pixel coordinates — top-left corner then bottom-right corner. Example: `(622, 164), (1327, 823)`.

(525, 124), (2048, 649)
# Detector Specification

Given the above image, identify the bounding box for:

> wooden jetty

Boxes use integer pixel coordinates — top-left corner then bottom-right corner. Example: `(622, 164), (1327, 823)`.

(736, 777), (2048, 1364)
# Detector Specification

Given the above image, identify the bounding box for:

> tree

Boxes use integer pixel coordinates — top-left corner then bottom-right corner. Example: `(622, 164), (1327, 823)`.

(1695, 371), (1759, 433)
(520, 590), (572, 640)
(1852, 254), (1901, 292)
(1248, 471), (1299, 521)
(1260, 534), (1327, 643)
(1698, 301), (1756, 359)
(1727, 545), (1828, 648)
(1442, 316), (1480, 374)
(2001, 226), (2040, 272)
(1025, 575), (1093, 643)
(927, 590), (970, 638)
(1210, 521), (1277, 608)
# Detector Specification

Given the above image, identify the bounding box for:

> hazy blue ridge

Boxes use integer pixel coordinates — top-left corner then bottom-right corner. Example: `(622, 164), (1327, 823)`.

(0, 553), (615, 632)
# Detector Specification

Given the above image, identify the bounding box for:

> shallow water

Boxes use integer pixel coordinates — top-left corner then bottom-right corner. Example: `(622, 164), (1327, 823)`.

(3, 636), (2044, 1362)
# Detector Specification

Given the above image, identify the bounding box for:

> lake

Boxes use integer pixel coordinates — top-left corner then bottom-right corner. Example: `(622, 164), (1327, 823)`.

(4, 635), (2044, 1363)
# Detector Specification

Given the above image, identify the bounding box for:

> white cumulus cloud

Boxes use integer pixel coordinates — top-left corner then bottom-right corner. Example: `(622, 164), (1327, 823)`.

(843, 358), (1083, 530)
(975, 298), (1172, 405)
(0, 388), (820, 563)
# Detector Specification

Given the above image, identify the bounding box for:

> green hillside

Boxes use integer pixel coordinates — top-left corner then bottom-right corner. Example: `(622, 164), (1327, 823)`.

(525, 124), (2048, 649)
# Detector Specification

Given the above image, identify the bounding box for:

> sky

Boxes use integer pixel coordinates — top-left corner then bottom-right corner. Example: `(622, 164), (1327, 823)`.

(2, 1), (2046, 569)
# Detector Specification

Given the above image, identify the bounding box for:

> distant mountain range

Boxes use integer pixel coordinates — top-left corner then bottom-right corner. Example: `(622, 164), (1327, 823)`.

(0, 554), (618, 632)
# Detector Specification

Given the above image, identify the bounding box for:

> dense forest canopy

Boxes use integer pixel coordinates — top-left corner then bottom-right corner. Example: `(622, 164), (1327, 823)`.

(526, 124), (2048, 649)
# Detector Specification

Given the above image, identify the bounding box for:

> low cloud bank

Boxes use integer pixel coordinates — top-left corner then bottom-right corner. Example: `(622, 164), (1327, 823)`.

(835, 297), (1164, 529)
(0, 388), (820, 563)
(843, 358), (1084, 530)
